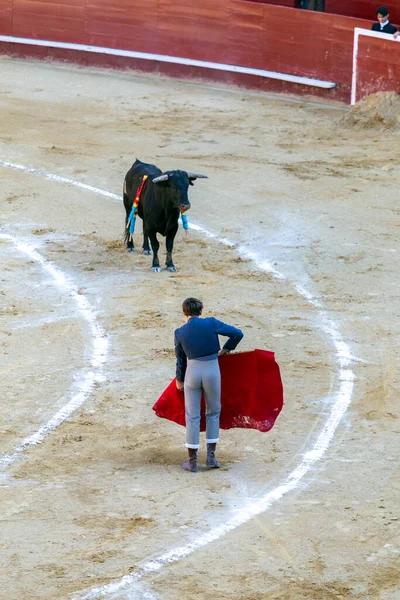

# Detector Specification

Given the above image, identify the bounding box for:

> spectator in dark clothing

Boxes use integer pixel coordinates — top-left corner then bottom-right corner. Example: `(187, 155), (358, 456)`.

(371, 6), (398, 33)
(301, 0), (325, 11)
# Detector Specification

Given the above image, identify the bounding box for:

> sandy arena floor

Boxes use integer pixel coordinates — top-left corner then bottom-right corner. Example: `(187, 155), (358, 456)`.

(0, 57), (399, 600)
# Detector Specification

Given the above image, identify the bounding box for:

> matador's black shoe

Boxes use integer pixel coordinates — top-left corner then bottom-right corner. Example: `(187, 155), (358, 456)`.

(182, 448), (198, 473)
(206, 443), (221, 468)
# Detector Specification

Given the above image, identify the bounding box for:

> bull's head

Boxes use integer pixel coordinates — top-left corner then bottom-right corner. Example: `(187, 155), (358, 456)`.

(152, 170), (208, 213)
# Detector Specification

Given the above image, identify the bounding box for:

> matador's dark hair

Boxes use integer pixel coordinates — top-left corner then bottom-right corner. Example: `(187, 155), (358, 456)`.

(182, 297), (203, 317)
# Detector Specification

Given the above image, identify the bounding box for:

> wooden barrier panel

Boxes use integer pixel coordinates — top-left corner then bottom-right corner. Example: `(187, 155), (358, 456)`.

(228, 0), (266, 69)
(257, 4), (366, 87)
(12, 0), (86, 43)
(157, 0), (232, 62)
(12, 0), (86, 32)
(246, 0), (299, 5)
(355, 34), (400, 102)
(86, 0), (159, 52)
(0, 0), (13, 35)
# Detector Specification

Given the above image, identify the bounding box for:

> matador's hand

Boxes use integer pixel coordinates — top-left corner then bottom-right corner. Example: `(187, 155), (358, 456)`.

(218, 349), (230, 356)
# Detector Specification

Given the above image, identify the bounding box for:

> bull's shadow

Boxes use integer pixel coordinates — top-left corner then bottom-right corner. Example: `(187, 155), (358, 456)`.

(123, 158), (207, 272)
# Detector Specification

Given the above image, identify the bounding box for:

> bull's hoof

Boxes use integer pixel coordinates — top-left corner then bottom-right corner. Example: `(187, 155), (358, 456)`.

(127, 247), (136, 253)
(142, 249), (151, 256)
(167, 265), (177, 273)
(152, 266), (162, 273)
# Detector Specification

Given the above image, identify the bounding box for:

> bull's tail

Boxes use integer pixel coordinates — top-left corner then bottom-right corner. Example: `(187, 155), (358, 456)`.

(124, 206), (134, 247)
(124, 214), (135, 249)
(124, 224), (130, 246)
(123, 179), (132, 248)
(123, 174), (148, 249)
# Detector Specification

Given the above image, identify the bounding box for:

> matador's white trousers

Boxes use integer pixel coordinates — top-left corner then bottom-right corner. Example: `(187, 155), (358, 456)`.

(184, 358), (221, 449)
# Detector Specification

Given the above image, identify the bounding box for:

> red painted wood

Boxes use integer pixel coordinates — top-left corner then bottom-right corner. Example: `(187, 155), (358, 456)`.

(86, 22), (160, 52)
(13, 0), (84, 6)
(0, 13), (12, 35)
(12, 0), (86, 36)
(247, 0), (298, 5)
(85, 0), (158, 26)
(13, 0), (84, 9)
(157, 0), (230, 61)
(12, 14), (86, 33)
(0, 0), (12, 34)
(13, 0), (85, 16)
(260, 4), (366, 85)
(356, 34), (400, 102)
(85, 0), (159, 54)
(0, 0), (398, 103)
(0, 0), (13, 10)
(0, 40), (49, 57)
(228, 1), (266, 69)
(11, 23), (88, 43)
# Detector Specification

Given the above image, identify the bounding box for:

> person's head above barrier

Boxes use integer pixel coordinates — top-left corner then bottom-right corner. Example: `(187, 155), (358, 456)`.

(376, 5), (389, 22)
(371, 6), (397, 33)
(182, 297), (203, 317)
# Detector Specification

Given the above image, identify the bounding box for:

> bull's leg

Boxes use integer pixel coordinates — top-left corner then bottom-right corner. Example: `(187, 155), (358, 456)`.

(142, 221), (151, 256)
(149, 232), (161, 272)
(165, 224), (178, 272)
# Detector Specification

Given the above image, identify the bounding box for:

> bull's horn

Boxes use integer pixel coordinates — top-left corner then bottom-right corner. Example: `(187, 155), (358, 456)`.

(152, 174), (169, 183)
(187, 172), (208, 179)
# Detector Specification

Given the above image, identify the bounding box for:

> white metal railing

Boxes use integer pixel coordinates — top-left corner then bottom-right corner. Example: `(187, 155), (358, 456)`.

(0, 34), (336, 89)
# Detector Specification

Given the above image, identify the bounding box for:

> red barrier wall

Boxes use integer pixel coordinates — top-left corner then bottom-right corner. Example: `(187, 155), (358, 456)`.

(0, 0), (394, 103)
(248, 0), (399, 22)
(0, 0), (12, 35)
(247, 0), (299, 6)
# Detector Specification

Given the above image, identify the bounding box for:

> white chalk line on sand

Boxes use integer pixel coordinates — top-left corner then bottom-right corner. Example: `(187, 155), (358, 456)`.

(0, 159), (355, 598)
(0, 233), (109, 471)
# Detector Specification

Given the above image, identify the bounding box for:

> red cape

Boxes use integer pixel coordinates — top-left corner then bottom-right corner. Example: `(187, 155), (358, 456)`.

(152, 349), (283, 432)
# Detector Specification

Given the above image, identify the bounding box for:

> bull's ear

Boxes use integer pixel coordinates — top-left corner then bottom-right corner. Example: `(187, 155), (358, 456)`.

(189, 180), (194, 186)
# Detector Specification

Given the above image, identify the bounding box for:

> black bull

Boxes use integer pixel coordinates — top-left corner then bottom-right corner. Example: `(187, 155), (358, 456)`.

(123, 159), (207, 272)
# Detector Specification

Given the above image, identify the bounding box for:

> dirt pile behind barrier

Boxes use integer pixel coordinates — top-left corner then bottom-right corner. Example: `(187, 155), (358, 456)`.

(344, 91), (400, 128)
